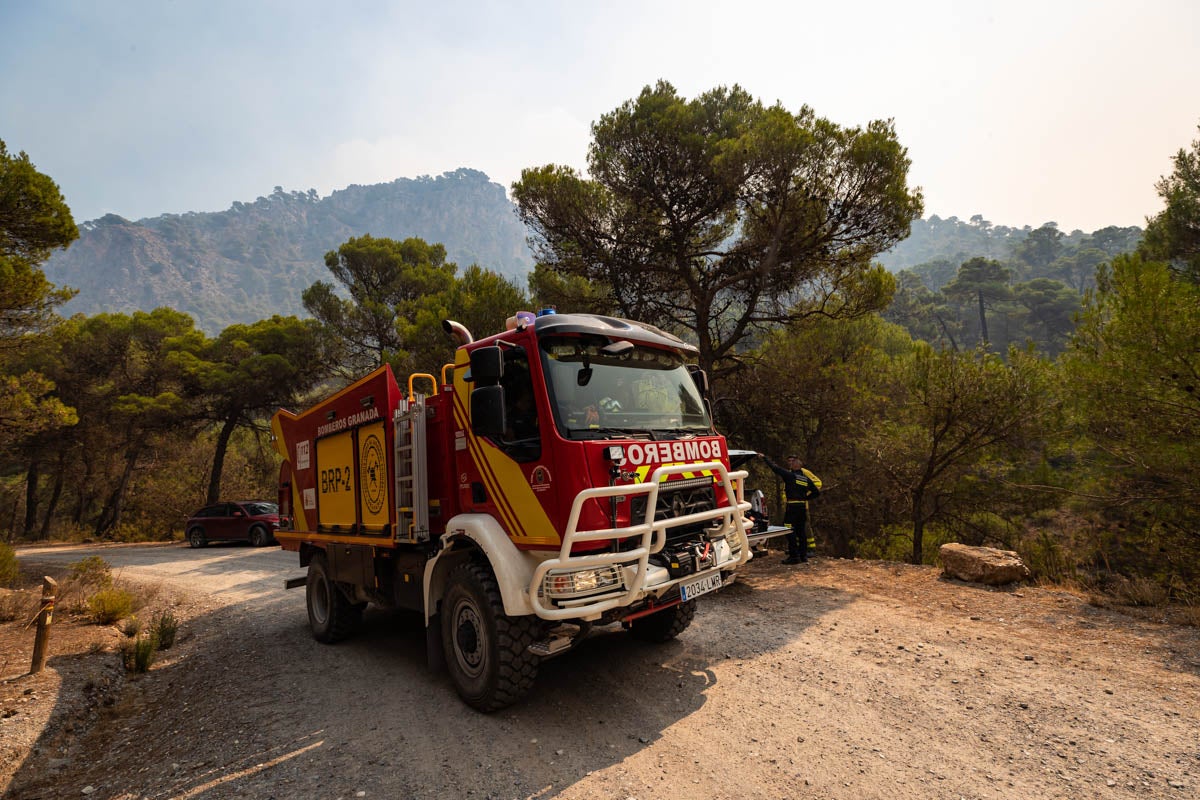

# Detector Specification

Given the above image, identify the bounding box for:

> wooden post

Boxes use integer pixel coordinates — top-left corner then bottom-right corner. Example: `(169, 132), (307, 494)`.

(30, 576), (57, 674)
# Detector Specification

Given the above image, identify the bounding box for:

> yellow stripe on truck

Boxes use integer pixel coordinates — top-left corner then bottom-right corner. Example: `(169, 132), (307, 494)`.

(452, 370), (559, 548)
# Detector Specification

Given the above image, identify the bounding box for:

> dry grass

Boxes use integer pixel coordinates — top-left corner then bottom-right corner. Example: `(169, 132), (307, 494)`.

(0, 589), (40, 624)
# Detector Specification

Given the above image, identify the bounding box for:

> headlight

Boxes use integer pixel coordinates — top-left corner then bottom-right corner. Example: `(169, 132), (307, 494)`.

(541, 565), (624, 599)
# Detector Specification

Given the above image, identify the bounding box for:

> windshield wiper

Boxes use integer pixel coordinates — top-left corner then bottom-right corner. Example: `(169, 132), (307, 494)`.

(647, 428), (713, 440)
(568, 427), (654, 441)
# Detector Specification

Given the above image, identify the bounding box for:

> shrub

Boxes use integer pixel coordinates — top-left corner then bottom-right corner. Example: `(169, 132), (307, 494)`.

(122, 634), (157, 672)
(0, 589), (38, 623)
(69, 556), (113, 589)
(89, 588), (136, 624)
(1109, 575), (1170, 607)
(122, 616), (143, 638)
(151, 610), (179, 650)
(0, 543), (20, 588)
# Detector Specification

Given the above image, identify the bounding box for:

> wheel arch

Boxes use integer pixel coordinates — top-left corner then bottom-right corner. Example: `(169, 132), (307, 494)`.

(423, 514), (537, 626)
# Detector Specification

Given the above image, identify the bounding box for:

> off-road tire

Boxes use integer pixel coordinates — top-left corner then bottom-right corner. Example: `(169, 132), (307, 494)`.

(629, 599), (697, 643)
(248, 524), (270, 547)
(441, 560), (540, 712)
(187, 527), (207, 549)
(306, 553), (362, 643)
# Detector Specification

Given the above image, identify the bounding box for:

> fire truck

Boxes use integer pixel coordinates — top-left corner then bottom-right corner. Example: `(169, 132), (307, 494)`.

(270, 311), (752, 711)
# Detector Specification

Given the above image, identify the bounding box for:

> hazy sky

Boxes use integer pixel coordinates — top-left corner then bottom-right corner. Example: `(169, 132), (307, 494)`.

(2, 0), (1196, 233)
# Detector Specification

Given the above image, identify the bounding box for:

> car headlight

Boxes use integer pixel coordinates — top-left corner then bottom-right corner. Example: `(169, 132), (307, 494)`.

(541, 565), (624, 599)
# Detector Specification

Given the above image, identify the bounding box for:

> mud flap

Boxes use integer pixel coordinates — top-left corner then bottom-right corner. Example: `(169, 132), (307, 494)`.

(426, 612), (445, 671)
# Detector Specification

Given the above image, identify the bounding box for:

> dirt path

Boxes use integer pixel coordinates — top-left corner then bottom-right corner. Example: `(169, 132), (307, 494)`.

(5, 543), (1199, 799)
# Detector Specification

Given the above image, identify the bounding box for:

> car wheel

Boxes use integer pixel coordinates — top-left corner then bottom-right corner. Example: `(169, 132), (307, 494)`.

(187, 527), (207, 548)
(306, 552), (362, 643)
(249, 525), (270, 547)
(628, 599), (697, 643)
(441, 560), (540, 712)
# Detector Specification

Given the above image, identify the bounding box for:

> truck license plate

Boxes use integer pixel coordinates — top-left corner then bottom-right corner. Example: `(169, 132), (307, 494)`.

(680, 571), (722, 602)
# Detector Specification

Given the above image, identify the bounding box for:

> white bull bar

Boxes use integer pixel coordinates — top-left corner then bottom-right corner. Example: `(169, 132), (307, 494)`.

(528, 461), (751, 620)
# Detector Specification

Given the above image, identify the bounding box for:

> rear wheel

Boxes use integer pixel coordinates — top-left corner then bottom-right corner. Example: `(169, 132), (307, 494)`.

(187, 527), (207, 548)
(249, 524), (270, 547)
(306, 553), (362, 643)
(628, 600), (697, 643)
(441, 561), (540, 712)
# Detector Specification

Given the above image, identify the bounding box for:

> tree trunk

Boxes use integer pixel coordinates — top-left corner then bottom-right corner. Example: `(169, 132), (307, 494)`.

(910, 489), (925, 565)
(73, 454), (95, 526)
(95, 444), (141, 537)
(976, 290), (989, 345)
(23, 459), (40, 539)
(206, 416), (238, 505)
(40, 452), (66, 540)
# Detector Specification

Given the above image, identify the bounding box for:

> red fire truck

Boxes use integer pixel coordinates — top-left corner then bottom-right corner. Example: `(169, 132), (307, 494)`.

(271, 311), (751, 711)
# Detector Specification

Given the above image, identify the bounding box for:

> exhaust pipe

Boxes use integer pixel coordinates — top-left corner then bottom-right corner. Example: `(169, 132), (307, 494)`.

(442, 319), (473, 345)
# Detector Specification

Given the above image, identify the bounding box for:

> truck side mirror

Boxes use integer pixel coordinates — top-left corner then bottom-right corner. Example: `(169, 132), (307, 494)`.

(687, 365), (710, 396)
(471, 384), (506, 439)
(470, 346), (504, 385)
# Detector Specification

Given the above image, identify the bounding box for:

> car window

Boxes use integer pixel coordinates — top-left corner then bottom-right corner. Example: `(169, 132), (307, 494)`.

(196, 505), (223, 518)
(244, 502), (277, 516)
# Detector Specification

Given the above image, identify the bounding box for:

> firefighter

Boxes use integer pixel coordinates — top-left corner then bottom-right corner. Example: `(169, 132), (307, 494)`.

(758, 453), (822, 565)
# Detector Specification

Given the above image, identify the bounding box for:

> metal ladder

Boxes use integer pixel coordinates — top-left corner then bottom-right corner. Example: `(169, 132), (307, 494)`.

(393, 395), (430, 543)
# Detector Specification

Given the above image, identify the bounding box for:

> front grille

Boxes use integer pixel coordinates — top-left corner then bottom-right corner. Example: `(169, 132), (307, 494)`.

(630, 477), (716, 543)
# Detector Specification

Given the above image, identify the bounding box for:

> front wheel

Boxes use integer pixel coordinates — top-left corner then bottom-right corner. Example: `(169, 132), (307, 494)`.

(628, 600), (697, 643)
(441, 561), (540, 712)
(306, 553), (362, 643)
(187, 527), (207, 548)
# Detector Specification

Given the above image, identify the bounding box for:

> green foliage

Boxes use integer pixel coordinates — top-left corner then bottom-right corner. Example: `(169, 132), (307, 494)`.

(172, 314), (331, 503)
(1141, 124), (1200, 282)
(398, 264), (529, 374)
(1010, 278), (1080, 356)
(0, 140), (79, 458)
(513, 80), (922, 376)
(860, 344), (1056, 563)
(151, 610), (178, 650)
(122, 616), (143, 637)
(0, 542), (19, 587)
(122, 633), (157, 672)
(528, 262), (614, 317)
(0, 139), (78, 264)
(881, 218), (1142, 354)
(1012, 224), (1066, 272)
(720, 314), (912, 558)
(941, 257), (1012, 346)
(1063, 253), (1200, 595)
(88, 587), (136, 624)
(303, 235), (457, 376)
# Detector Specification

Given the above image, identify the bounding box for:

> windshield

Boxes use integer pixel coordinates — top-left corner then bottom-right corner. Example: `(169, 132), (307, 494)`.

(540, 336), (712, 440)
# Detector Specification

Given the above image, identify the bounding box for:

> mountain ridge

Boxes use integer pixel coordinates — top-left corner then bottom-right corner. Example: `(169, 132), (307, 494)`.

(44, 168), (535, 333)
(43, 169), (1141, 334)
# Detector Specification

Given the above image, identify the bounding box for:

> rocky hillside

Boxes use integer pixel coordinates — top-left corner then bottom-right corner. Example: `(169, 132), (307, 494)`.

(43, 169), (534, 333)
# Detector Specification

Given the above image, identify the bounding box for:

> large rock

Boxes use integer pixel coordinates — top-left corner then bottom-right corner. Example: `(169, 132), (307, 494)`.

(939, 543), (1030, 585)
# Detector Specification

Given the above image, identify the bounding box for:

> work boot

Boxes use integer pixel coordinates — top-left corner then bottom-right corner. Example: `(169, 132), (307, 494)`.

(782, 555), (805, 565)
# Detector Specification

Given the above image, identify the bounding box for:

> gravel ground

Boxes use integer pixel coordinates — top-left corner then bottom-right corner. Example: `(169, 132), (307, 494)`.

(3, 542), (1198, 799)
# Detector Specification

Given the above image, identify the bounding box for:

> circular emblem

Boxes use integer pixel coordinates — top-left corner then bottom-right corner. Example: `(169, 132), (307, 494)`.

(360, 433), (386, 515)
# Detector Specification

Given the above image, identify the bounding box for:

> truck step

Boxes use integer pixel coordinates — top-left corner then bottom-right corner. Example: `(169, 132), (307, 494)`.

(283, 576), (307, 590)
(528, 624), (584, 658)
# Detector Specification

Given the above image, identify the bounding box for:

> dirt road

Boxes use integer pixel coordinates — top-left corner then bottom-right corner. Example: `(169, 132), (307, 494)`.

(6, 543), (1199, 799)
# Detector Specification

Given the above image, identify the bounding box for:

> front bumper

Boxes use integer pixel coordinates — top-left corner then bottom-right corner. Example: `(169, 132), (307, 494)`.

(528, 461), (752, 620)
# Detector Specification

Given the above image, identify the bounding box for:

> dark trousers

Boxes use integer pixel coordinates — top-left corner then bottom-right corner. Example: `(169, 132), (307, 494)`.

(785, 505), (808, 560)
